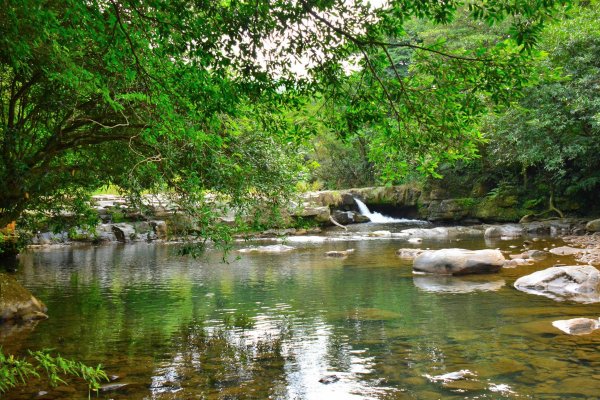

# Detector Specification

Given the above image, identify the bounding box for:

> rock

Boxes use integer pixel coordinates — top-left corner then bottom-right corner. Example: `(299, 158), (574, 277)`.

(587, 219), (600, 232)
(319, 375), (340, 384)
(524, 250), (548, 260)
(413, 248), (505, 275)
(549, 246), (587, 256)
(503, 259), (532, 268)
(298, 205), (331, 223)
(31, 231), (68, 245)
(413, 275), (505, 293)
(112, 223), (137, 242)
(427, 199), (471, 221)
(95, 224), (117, 242)
(0, 273), (48, 322)
(332, 210), (355, 225)
(151, 220), (168, 239)
(407, 237), (423, 244)
(424, 369), (476, 383)
(398, 227), (448, 239)
(514, 265), (600, 303)
(552, 318), (600, 335)
(238, 245), (295, 253)
(325, 249), (355, 258)
(369, 230), (391, 237)
(396, 248), (426, 259)
(484, 225), (523, 239)
(100, 383), (130, 392)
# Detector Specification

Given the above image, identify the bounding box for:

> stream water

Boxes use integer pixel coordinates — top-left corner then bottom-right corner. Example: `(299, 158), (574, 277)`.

(2, 223), (600, 399)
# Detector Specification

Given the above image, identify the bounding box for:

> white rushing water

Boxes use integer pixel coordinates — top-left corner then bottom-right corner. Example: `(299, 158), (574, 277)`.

(354, 198), (427, 224)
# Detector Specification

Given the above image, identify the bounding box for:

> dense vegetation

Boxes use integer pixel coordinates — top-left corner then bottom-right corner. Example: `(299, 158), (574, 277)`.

(307, 1), (600, 216)
(1, 0), (573, 247)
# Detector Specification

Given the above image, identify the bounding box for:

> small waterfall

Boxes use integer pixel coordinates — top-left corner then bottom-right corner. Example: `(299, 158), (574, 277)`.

(354, 198), (426, 224)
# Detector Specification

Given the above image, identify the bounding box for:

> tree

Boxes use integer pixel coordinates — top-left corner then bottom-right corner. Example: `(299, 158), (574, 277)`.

(484, 1), (600, 208)
(0, 0), (569, 236)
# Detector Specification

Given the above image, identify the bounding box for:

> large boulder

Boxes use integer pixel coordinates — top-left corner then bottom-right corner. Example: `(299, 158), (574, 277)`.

(413, 248), (505, 275)
(514, 265), (600, 303)
(0, 273), (48, 322)
(586, 218), (600, 232)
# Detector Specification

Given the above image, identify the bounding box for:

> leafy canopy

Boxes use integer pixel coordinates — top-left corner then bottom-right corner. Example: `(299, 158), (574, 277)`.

(0, 0), (569, 232)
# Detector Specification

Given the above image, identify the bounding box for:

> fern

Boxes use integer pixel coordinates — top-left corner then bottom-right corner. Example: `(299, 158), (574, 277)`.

(0, 348), (108, 397)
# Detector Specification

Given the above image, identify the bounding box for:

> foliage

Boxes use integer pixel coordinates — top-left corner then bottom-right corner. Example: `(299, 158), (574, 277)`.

(0, 348), (108, 396)
(311, 2), (564, 185)
(484, 1), (600, 203)
(0, 0), (569, 241)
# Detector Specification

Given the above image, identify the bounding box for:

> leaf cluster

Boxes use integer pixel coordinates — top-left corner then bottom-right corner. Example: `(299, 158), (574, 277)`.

(0, 348), (108, 396)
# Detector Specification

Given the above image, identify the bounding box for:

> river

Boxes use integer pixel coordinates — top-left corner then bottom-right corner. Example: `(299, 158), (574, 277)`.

(2, 223), (600, 399)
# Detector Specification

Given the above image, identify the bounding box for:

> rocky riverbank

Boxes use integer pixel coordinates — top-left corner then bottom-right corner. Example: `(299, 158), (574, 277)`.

(21, 186), (600, 249)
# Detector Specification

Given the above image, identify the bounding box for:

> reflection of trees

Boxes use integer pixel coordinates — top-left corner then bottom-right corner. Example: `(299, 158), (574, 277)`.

(150, 321), (288, 399)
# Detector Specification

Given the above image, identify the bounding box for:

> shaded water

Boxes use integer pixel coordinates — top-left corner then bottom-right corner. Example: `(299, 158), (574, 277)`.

(2, 229), (600, 399)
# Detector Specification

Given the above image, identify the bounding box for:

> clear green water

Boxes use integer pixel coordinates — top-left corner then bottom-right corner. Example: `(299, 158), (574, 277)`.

(2, 226), (600, 399)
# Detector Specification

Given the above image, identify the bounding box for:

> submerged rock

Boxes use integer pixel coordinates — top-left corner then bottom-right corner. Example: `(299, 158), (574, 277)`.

(503, 259), (532, 268)
(238, 245), (295, 253)
(549, 246), (587, 256)
(523, 250), (548, 260)
(369, 230), (391, 237)
(424, 369), (476, 383)
(0, 273), (48, 322)
(100, 383), (130, 392)
(514, 265), (600, 303)
(413, 248), (505, 275)
(396, 248), (426, 259)
(552, 318), (600, 335)
(325, 249), (355, 258)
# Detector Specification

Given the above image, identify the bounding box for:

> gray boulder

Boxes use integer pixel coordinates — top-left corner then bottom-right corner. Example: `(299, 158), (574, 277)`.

(0, 273), (48, 321)
(484, 225), (523, 239)
(514, 265), (600, 303)
(95, 224), (117, 242)
(413, 248), (505, 275)
(332, 210), (354, 225)
(31, 231), (68, 245)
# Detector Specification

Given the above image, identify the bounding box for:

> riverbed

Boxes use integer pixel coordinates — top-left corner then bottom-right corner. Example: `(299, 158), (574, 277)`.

(2, 222), (600, 399)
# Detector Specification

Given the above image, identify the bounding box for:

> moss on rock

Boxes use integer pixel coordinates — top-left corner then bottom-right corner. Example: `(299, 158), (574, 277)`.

(0, 273), (48, 322)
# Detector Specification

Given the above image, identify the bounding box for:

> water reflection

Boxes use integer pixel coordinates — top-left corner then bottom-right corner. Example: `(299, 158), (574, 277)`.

(1, 240), (600, 399)
(413, 275), (506, 293)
